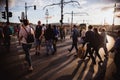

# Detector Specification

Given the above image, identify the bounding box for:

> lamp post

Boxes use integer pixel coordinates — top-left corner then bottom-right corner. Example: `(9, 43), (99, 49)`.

(25, 2), (36, 20)
(6, 0), (9, 24)
(64, 11), (88, 31)
(43, 0), (80, 40)
(43, 0), (80, 27)
(112, 3), (116, 32)
(25, 2), (27, 20)
(71, 11), (73, 28)
(60, 0), (64, 27)
(45, 9), (49, 25)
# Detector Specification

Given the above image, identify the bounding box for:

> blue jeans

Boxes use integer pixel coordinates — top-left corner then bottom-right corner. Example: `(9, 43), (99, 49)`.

(46, 40), (54, 54)
(22, 43), (32, 66)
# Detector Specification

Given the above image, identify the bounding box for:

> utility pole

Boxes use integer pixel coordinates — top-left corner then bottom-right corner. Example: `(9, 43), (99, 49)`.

(71, 11), (73, 28)
(43, 0), (80, 27)
(65, 11), (89, 31)
(43, 0), (80, 40)
(64, 11), (73, 31)
(61, 0), (64, 27)
(45, 9), (49, 25)
(24, 2), (36, 20)
(25, 2), (27, 20)
(83, 19), (85, 23)
(103, 17), (106, 27)
(64, 11), (88, 31)
(112, 3), (116, 32)
(6, 0), (9, 24)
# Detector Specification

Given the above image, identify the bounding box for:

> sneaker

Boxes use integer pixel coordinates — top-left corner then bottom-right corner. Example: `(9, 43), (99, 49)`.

(68, 49), (71, 52)
(28, 66), (33, 71)
(86, 56), (90, 60)
(98, 60), (103, 66)
(37, 52), (40, 55)
(35, 52), (38, 55)
(74, 54), (78, 57)
(104, 55), (108, 58)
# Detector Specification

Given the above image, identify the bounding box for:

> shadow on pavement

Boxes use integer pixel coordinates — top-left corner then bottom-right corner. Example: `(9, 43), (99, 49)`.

(77, 59), (91, 80)
(93, 58), (108, 80)
(25, 52), (75, 80)
(56, 75), (72, 80)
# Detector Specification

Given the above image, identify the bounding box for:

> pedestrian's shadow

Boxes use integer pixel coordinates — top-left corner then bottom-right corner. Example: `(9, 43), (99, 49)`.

(83, 62), (95, 80)
(55, 59), (89, 80)
(28, 53), (75, 80)
(43, 55), (76, 80)
(93, 58), (108, 80)
(74, 59), (90, 80)
(56, 75), (72, 80)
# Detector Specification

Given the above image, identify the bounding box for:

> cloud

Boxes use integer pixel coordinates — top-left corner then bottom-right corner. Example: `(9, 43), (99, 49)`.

(0, 0), (5, 5)
(103, 0), (120, 3)
(78, 0), (87, 5)
(32, 0), (44, 6)
(0, 0), (16, 11)
(0, 0), (5, 10)
(101, 3), (120, 13)
(9, 0), (16, 7)
(0, 0), (16, 7)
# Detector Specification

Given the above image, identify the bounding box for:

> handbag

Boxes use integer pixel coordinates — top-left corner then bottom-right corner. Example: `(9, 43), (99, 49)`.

(23, 26), (34, 43)
(77, 46), (85, 59)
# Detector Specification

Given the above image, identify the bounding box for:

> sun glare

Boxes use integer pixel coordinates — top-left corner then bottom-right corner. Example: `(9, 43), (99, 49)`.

(103, 8), (114, 25)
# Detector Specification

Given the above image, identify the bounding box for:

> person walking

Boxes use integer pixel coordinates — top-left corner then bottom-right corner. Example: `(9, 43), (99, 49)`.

(92, 28), (103, 63)
(53, 25), (59, 54)
(68, 25), (79, 56)
(100, 28), (108, 58)
(110, 30), (120, 80)
(19, 20), (34, 71)
(44, 24), (54, 56)
(83, 25), (96, 64)
(35, 21), (44, 55)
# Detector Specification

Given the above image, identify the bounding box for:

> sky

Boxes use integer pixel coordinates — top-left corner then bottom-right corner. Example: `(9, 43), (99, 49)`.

(0, 0), (120, 25)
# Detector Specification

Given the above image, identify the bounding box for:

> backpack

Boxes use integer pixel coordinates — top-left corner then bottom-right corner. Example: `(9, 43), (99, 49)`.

(23, 26), (34, 43)
(73, 29), (79, 38)
(35, 25), (42, 39)
(26, 32), (34, 43)
(78, 46), (85, 59)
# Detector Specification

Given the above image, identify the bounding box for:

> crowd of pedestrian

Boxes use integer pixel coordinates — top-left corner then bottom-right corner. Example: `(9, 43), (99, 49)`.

(16, 20), (118, 72)
(18, 20), (60, 71)
(1, 20), (120, 79)
(68, 25), (109, 65)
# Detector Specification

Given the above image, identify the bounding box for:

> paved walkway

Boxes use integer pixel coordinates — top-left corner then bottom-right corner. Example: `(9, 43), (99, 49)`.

(0, 35), (117, 80)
